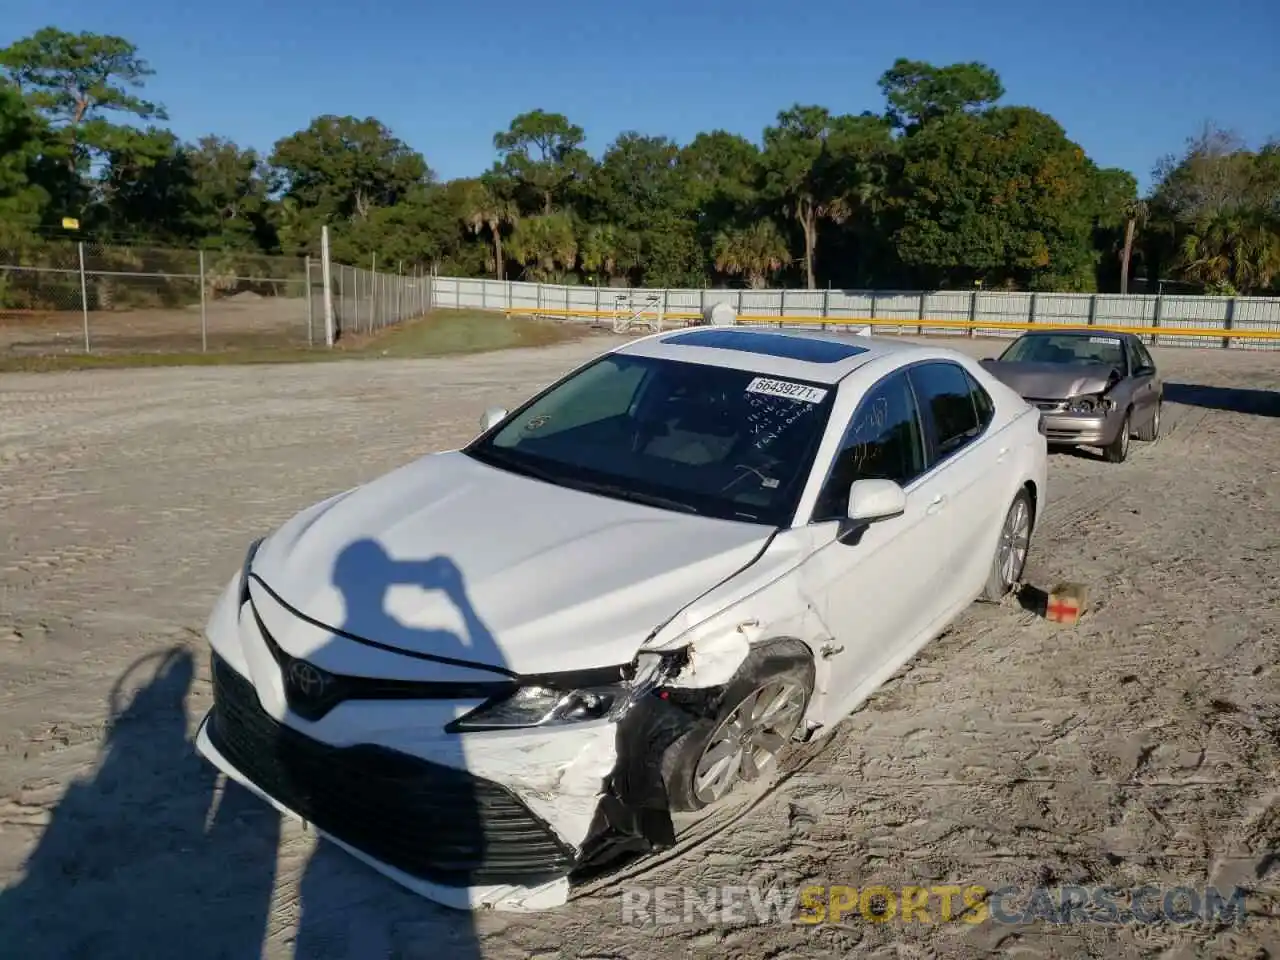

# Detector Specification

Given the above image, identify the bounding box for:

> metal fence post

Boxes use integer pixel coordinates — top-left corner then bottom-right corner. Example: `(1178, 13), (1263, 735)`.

(1028, 291), (1038, 329)
(78, 241), (90, 353)
(967, 290), (978, 337)
(199, 249), (208, 352)
(1223, 297), (1236, 349)
(1087, 293), (1097, 327)
(917, 291), (926, 336)
(1152, 293), (1162, 347)
(304, 256), (314, 346)
(320, 226), (335, 346)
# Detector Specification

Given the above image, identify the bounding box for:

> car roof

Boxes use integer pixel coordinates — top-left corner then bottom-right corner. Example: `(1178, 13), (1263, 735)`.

(613, 325), (925, 385)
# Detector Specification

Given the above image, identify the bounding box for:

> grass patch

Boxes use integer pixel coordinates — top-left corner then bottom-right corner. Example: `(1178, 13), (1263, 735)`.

(0, 310), (586, 373)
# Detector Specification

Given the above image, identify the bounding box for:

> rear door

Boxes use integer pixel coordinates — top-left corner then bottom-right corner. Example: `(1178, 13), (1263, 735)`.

(906, 360), (1004, 600)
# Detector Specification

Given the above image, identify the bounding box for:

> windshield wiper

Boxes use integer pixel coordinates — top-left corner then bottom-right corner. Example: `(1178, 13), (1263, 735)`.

(572, 481), (702, 515)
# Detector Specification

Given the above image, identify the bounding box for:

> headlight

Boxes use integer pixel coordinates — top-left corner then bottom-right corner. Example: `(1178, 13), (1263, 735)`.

(447, 649), (680, 732)
(448, 683), (634, 731)
(1067, 393), (1114, 414)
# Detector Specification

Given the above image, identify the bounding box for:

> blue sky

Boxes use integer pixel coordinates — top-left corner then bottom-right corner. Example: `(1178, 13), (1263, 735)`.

(8, 0), (1280, 194)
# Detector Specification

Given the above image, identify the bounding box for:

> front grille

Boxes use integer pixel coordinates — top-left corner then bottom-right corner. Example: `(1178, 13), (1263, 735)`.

(206, 654), (577, 887)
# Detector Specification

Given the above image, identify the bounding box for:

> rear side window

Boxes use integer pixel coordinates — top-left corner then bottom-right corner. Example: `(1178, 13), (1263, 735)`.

(969, 371), (995, 429)
(908, 361), (986, 460)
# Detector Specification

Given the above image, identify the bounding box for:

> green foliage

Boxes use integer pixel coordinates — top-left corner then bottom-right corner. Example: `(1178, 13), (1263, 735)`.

(2, 25), (1277, 297)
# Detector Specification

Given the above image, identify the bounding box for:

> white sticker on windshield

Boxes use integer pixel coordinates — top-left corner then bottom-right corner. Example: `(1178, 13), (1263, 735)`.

(1089, 336), (1120, 345)
(745, 377), (828, 404)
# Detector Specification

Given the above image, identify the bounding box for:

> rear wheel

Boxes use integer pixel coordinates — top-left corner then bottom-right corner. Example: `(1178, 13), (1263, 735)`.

(980, 488), (1033, 602)
(1134, 400), (1161, 442)
(662, 639), (813, 813)
(1103, 410), (1131, 463)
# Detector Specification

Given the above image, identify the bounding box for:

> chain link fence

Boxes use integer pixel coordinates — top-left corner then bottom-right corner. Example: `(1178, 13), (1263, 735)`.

(1, 240), (321, 356)
(328, 262), (432, 343)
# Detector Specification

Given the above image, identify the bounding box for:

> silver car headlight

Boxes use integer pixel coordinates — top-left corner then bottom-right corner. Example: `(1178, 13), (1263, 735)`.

(1067, 393), (1115, 414)
(447, 649), (682, 732)
(448, 683), (636, 731)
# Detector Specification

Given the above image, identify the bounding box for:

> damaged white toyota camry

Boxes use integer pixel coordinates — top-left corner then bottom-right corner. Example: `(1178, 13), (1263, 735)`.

(195, 326), (1048, 912)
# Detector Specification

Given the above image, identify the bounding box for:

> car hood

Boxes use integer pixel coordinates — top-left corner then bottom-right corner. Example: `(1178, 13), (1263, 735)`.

(248, 451), (775, 676)
(980, 360), (1120, 399)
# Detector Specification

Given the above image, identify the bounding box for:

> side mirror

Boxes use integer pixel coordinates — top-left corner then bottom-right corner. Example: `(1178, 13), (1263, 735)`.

(847, 479), (906, 523)
(479, 406), (508, 432)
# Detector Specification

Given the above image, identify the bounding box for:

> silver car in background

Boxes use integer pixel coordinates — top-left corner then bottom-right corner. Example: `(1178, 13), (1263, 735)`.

(979, 329), (1162, 463)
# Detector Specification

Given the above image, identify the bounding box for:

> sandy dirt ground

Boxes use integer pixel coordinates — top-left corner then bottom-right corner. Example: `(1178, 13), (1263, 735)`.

(0, 334), (1277, 959)
(0, 293), (316, 355)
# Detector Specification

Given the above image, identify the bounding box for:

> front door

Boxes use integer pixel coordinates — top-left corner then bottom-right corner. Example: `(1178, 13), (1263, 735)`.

(800, 369), (951, 721)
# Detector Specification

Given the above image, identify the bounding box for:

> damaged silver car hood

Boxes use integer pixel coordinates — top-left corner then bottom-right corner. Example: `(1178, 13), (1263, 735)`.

(980, 360), (1120, 399)
(248, 450), (775, 676)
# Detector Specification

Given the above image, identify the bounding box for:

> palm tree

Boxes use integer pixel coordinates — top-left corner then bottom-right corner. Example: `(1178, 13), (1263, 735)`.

(507, 212), (578, 282)
(1119, 198), (1147, 294)
(1179, 210), (1280, 295)
(460, 180), (518, 281)
(712, 220), (790, 289)
(579, 224), (638, 285)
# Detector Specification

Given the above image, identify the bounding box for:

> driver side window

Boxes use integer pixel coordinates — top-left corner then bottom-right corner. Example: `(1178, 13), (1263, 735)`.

(811, 372), (926, 522)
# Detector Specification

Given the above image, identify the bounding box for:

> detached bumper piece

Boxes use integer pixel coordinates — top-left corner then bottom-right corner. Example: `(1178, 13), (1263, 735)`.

(206, 654), (576, 888)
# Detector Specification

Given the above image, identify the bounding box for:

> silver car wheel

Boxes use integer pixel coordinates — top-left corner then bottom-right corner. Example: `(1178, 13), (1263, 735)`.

(692, 680), (807, 805)
(1121, 422), (1131, 457)
(998, 497), (1031, 586)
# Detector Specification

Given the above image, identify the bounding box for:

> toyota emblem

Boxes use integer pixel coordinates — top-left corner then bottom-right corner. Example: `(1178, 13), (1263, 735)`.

(287, 659), (330, 699)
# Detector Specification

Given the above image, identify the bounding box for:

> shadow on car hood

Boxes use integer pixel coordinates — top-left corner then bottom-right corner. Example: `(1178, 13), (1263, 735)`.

(248, 451), (775, 675)
(981, 360), (1119, 399)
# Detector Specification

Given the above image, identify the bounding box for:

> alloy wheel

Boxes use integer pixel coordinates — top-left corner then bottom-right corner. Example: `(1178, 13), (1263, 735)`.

(998, 496), (1031, 587)
(692, 680), (807, 805)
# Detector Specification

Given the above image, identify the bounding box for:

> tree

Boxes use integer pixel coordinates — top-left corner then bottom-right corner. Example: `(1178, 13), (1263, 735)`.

(761, 105), (854, 289)
(1119, 198), (1148, 294)
(0, 80), (49, 244)
(182, 137), (276, 251)
(270, 116), (430, 231)
(712, 220), (789, 288)
(494, 110), (591, 215)
(878, 58), (1003, 131)
(888, 108), (1104, 290)
(457, 176), (518, 279)
(0, 27), (166, 200)
(579, 223), (640, 285)
(507, 212), (578, 281)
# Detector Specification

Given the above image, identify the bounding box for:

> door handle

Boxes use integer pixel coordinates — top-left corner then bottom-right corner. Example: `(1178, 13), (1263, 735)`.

(926, 493), (947, 515)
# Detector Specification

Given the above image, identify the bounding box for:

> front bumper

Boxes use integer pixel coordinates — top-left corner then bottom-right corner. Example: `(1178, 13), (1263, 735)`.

(195, 566), (697, 911)
(200, 652), (575, 886)
(1038, 409), (1123, 446)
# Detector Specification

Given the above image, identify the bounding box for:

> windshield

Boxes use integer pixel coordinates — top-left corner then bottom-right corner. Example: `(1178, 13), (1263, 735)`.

(999, 333), (1125, 370)
(463, 353), (835, 525)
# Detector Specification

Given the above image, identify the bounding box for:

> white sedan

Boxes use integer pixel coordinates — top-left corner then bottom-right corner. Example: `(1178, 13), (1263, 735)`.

(195, 326), (1048, 912)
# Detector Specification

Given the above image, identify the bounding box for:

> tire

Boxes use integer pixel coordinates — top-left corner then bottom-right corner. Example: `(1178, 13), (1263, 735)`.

(1134, 399), (1161, 442)
(980, 487), (1034, 602)
(1103, 410), (1131, 463)
(661, 638), (814, 813)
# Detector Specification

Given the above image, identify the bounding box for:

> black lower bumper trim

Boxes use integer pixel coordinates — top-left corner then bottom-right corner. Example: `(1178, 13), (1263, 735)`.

(206, 654), (576, 888)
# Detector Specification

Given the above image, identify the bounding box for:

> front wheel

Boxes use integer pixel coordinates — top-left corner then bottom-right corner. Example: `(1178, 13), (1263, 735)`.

(661, 639), (814, 813)
(980, 488), (1034, 602)
(1103, 410), (1131, 463)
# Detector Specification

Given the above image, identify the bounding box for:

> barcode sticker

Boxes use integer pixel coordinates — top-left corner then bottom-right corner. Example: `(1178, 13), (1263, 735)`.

(745, 377), (828, 404)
